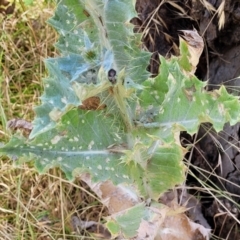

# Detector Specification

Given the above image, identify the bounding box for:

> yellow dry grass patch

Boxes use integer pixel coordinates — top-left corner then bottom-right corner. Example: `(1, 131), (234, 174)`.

(0, 160), (106, 239)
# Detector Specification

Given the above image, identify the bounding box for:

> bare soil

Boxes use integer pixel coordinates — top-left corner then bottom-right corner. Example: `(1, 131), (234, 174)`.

(135, 0), (240, 239)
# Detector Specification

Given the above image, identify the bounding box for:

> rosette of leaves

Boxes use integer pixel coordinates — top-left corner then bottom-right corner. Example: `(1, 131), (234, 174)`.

(1, 0), (240, 238)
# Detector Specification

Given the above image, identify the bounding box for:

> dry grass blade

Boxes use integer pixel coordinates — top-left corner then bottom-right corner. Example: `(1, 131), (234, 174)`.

(183, 122), (240, 239)
(217, 0), (225, 30)
(200, 0), (216, 12)
(166, 0), (186, 15)
(141, 1), (166, 38)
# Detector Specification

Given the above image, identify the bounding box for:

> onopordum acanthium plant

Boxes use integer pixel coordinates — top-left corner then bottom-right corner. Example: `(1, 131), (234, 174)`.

(1, 0), (240, 238)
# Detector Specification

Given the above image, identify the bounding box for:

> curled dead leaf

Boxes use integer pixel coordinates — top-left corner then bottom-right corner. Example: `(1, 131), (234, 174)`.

(180, 191), (211, 229)
(71, 216), (111, 239)
(7, 118), (33, 131)
(79, 96), (107, 110)
(159, 210), (211, 240)
(81, 173), (140, 214)
(7, 118), (32, 137)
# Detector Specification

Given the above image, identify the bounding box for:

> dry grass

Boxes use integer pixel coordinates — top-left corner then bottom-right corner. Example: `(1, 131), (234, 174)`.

(0, 0), (57, 140)
(183, 124), (240, 239)
(0, 1), (106, 239)
(0, 160), (106, 239)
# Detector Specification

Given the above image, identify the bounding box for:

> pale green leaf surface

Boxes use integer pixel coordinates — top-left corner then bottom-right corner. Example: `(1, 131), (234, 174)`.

(32, 3), (101, 140)
(2, 109), (138, 184)
(141, 57), (169, 106)
(31, 1), (150, 138)
(104, 0), (151, 83)
(1, 1), (239, 237)
(47, 3), (97, 54)
(140, 48), (240, 142)
(1, 108), (185, 199)
(79, 0), (151, 83)
(157, 74), (240, 138)
(144, 143), (185, 199)
(126, 129), (185, 199)
(178, 39), (192, 71)
(61, 0), (91, 23)
(30, 60), (80, 139)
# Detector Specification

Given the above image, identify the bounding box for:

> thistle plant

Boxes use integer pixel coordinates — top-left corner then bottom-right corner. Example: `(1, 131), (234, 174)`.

(1, 0), (240, 238)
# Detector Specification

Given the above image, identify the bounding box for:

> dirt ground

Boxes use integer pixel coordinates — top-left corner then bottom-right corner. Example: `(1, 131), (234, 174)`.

(135, 0), (240, 239)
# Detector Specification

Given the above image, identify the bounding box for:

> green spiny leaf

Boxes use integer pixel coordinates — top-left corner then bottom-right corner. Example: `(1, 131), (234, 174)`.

(139, 41), (240, 142)
(2, 109), (138, 184)
(106, 202), (164, 238)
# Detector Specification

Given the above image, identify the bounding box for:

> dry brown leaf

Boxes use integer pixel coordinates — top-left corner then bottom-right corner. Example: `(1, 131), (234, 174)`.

(7, 118), (33, 131)
(81, 173), (140, 214)
(132, 204), (210, 240)
(180, 191), (211, 229)
(79, 96), (107, 110)
(159, 190), (178, 207)
(158, 210), (211, 240)
(71, 216), (111, 239)
(81, 172), (211, 240)
(7, 118), (32, 137)
(136, 213), (164, 240)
